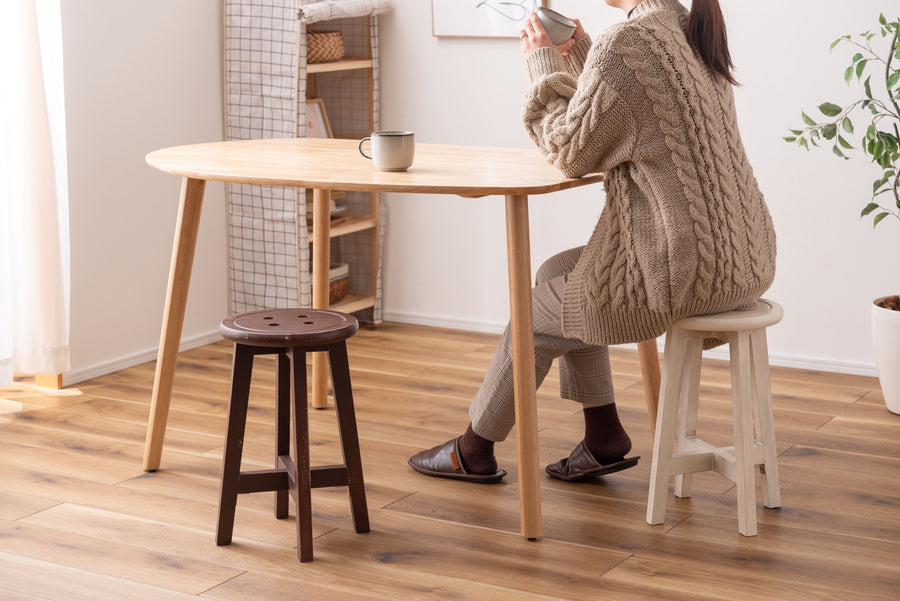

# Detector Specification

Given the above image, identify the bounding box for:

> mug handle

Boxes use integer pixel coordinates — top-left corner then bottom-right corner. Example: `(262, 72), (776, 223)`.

(358, 137), (372, 159)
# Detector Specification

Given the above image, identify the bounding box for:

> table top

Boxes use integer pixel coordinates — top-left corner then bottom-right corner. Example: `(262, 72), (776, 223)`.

(145, 138), (604, 196)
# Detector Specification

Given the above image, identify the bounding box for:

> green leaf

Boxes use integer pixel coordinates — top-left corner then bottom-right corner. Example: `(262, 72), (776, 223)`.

(842, 118), (854, 134)
(790, 129), (804, 135)
(873, 212), (889, 227)
(802, 111), (816, 126)
(783, 136), (797, 143)
(864, 76), (873, 98)
(844, 65), (855, 85)
(822, 123), (838, 140)
(861, 202), (880, 216)
(838, 135), (854, 149)
(832, 145), (848, 159)
(819, 102), (844, 117)
(867, 125), (878, 141)
(887, 71), (900, 89)
(856, 59), (867, 79)
(852, 52), (864, 64)
(879, 13), (887, 27)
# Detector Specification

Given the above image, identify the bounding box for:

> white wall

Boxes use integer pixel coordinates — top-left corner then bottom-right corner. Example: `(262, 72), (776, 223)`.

(62, 0), (226, 384)
(377, 0), (900, 375)
(59, 0), (899, 383)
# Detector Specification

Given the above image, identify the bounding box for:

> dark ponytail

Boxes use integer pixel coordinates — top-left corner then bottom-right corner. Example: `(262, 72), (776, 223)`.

(686, 0), (738, 85)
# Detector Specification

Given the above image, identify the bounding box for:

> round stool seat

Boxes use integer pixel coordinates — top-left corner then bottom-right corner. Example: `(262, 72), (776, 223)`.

(219, 308), (359, 347)
(672, 299), (783, 333)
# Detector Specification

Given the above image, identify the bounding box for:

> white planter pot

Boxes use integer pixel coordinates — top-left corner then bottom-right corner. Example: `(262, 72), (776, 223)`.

(872, 296), (900, 415)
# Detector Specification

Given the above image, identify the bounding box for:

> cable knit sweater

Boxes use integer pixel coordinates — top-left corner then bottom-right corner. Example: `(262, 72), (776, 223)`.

(523, 0), (776, 346)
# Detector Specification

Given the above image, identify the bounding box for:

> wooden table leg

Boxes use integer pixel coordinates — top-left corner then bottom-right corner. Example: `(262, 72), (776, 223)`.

(143, 177), (206, 471)
(637, 339), (661, 440)
(504, 194), (542, 540)
(311, 188), (331, 409)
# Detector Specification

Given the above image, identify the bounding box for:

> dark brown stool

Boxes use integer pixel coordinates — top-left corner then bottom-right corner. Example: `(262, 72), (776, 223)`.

(216, 308), (369, 562)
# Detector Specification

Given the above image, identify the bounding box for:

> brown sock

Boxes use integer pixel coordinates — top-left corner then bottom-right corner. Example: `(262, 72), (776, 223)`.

(457, 424), (498, 475)
(582, 403), (632, 464)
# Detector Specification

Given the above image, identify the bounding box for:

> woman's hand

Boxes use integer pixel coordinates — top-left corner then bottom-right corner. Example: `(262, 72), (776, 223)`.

(519, 13), (584, 57)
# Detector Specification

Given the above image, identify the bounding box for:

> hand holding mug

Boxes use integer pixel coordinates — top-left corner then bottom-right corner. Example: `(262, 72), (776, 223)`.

(520, 9), (583, 57)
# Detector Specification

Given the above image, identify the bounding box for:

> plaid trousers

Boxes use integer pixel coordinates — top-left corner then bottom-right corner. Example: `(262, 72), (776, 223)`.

(469, 246), (615, 442)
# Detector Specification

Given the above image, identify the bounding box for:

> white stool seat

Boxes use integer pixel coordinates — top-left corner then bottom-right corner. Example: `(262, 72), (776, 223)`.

(672, 299), (783, 332)
(646, 299), (783, 536)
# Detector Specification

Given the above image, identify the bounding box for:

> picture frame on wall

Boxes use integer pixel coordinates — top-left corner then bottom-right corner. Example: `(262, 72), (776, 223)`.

(305, 99), (333, 138)
(432, 1), (545, 39)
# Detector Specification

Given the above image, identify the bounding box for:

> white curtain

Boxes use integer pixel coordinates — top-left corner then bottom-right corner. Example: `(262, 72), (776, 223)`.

(0, 0), (70, 386)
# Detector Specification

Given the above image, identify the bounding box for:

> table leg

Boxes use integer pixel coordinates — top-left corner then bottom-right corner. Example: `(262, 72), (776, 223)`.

(637, 339), (661, 440)
(504, 194), (542, 540)
(311, 188), (331, 409)
(143, 177), (206, 470)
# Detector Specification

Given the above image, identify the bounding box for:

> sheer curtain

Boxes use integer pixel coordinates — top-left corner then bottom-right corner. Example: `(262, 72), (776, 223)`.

(0, 0), (70, 386)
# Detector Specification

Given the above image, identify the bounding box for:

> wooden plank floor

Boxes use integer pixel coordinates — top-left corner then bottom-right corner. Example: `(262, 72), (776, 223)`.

(1, 322), (898, 600)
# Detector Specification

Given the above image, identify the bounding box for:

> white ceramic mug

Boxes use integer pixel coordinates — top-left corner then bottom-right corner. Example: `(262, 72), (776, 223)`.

(358, 131), (415, 171)
(536, 7), (576, 46)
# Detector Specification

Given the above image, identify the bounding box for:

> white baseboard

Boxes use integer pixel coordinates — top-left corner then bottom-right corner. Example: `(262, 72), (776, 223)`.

(61, 313), (880, 388)
(382, 309), (507, 336)
(382, 309), (879, 378)
(62, 331), (222, 387)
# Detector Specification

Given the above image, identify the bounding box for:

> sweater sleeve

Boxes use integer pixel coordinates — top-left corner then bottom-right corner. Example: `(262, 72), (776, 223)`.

(522, 33), (637, 178)
(563, 35), (592, 78)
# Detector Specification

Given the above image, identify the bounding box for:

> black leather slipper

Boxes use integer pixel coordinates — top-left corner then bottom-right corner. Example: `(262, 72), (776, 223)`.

(546, 441), (639, 482)
(408, 437), (506, 483)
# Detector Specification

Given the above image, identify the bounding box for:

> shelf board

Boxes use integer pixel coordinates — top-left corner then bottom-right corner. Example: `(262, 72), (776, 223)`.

(307, 212), (376, 238)
(307, 56), (373, 74)
(330, 291), (375, 314)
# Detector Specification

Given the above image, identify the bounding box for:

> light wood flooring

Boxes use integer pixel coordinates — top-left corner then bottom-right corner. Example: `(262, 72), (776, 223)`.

(1, 322), (899, 600)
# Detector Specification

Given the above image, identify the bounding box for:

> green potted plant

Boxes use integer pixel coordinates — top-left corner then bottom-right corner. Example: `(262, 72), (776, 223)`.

(786, 14), (900, 414)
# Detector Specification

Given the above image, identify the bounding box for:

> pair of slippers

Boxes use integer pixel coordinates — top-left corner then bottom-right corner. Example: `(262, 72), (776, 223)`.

(408, 437), (638, 484)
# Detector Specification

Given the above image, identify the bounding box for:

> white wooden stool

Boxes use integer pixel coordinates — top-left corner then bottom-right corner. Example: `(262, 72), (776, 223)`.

(646, 299), (783, 536)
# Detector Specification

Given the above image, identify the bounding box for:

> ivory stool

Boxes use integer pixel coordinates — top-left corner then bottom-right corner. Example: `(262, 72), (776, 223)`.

(216, 308), (369, 562)
(646, 299), (783, 536)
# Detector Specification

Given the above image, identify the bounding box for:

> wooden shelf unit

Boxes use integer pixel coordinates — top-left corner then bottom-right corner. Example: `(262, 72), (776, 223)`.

(307, 56), (373, 74)
(307, 212), (377, 238)
(303, 17), (381, 320)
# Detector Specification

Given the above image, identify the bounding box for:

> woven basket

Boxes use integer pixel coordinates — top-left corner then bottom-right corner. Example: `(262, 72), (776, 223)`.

(329, 263), (350, 304)
(329, 276), (349, 304)
(308, 30), (344, 64)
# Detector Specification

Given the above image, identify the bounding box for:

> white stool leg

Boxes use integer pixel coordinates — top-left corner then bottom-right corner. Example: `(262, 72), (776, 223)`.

(647, 330), (688, 526)
(750, 328), (781, 509)
(674, 336), (703, 499)
(730, 331), (758, 536)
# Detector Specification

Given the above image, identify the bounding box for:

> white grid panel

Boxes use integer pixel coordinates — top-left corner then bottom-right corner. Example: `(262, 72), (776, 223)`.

(225, 0), (385, 320)
(225, 0), (300, 313)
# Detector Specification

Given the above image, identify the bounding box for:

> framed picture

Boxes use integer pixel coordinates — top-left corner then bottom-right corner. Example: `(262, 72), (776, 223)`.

(432, 0), (544, 39)
(305, 99), (333, 138)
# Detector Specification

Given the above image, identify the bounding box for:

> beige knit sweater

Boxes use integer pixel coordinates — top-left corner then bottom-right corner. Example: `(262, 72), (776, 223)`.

(523, 0), (776, 346)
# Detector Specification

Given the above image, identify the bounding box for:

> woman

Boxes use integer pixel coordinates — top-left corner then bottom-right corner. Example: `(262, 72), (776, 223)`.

(409, 0), (776, 483)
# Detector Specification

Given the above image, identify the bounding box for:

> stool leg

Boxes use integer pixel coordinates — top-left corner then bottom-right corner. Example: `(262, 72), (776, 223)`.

(290, 347), (314, 562)
(647, 330), (688, 526)
(328, 341), (370, 534)
(217, 344), (254, 546)
(674, 336), (703, 499)
(275, 352), (290, 519)
(751, 328), (781, 509)
(730, 331), (758, 536)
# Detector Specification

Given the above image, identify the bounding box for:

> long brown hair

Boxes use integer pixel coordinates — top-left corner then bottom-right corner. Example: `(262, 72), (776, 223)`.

(686, 0), (738, 85)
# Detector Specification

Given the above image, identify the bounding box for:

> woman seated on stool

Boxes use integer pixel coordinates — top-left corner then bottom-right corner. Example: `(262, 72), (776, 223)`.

(409, 0), (776, 483)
